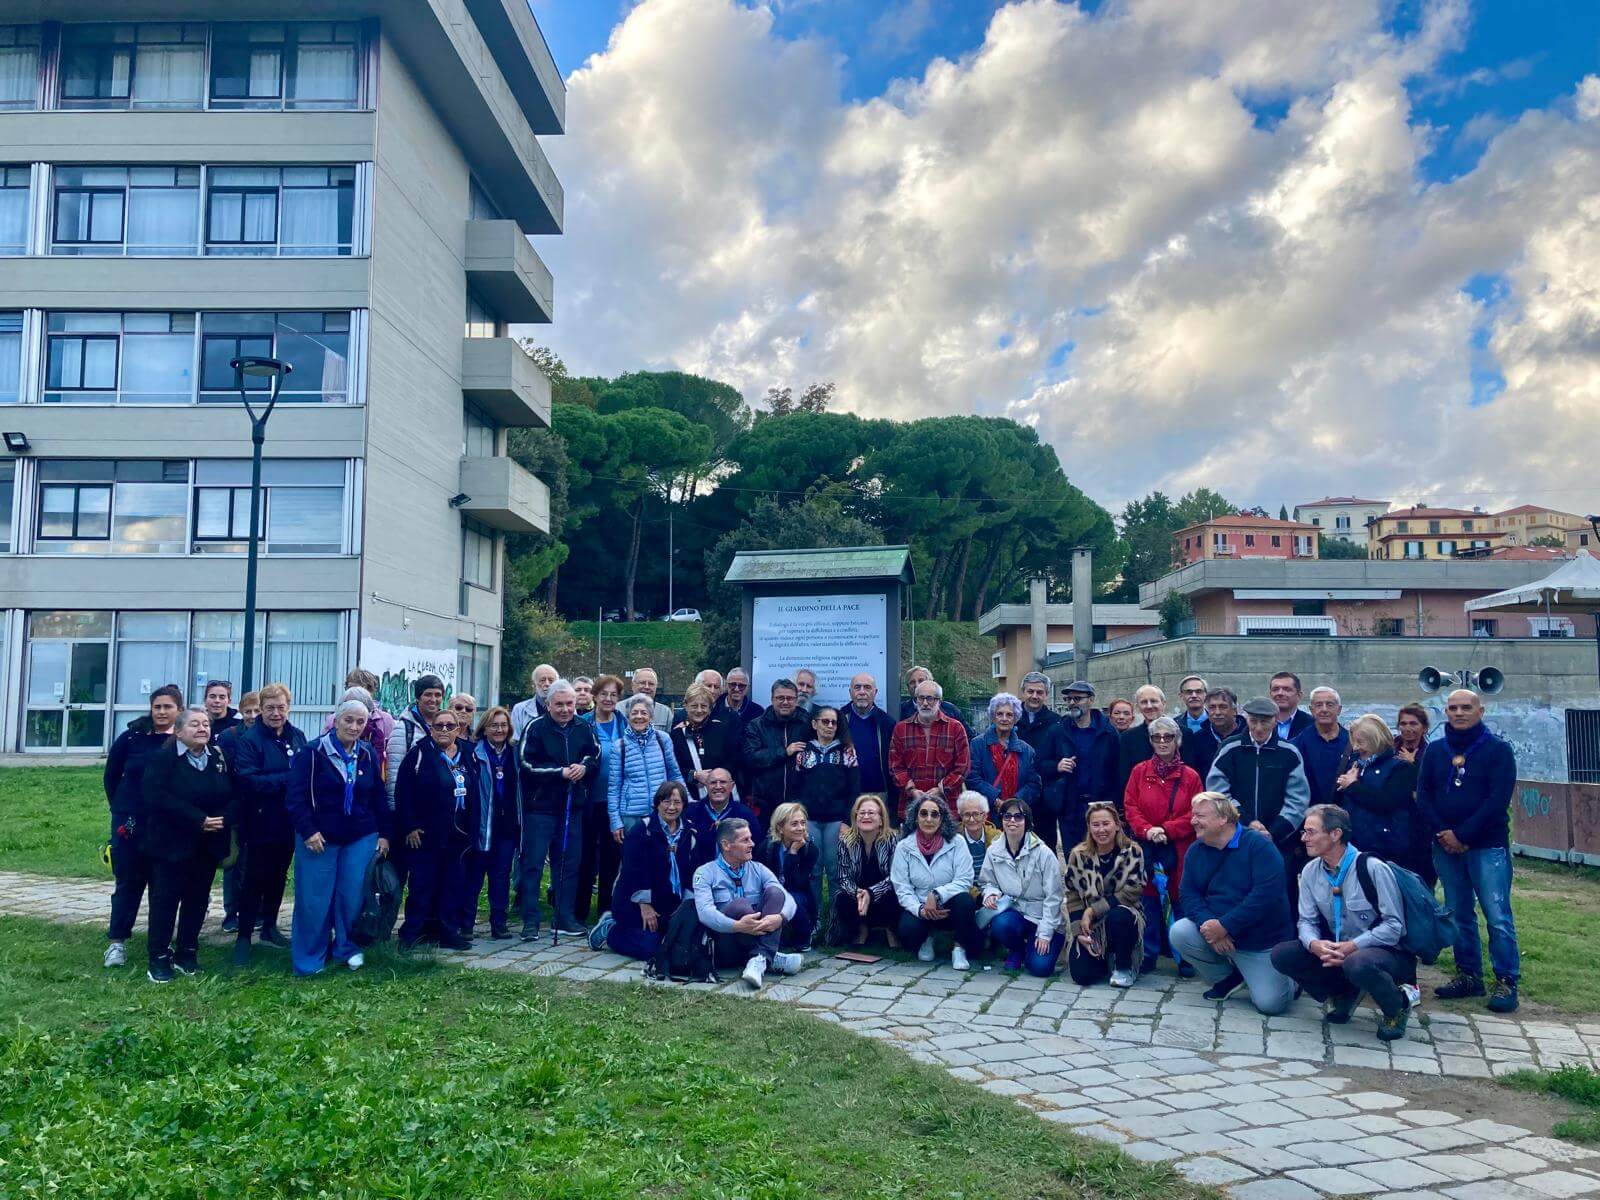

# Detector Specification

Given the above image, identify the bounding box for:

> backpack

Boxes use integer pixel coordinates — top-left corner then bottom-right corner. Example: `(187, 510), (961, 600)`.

(353, 853), (404, 946)
(645, 900), (718, 984)
(1353, 852), (1456, 965)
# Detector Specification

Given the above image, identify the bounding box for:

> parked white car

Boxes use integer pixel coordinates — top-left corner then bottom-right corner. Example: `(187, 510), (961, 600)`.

(666, 608), (702, 622)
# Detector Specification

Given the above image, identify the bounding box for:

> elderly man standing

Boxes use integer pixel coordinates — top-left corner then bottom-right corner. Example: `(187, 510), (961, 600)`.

(899, 665), (970, 732)
(510, 663), (558, 742)
(518, 680), (600, 942)
(692, 817), (802, 988)
(890, 678), (971, 822)
(1038, 680), (1120, 851)
(1115, 685), (1168, 792)
(741, 679), (809, 820)
(1292, 687), (1350, 808)
(844, 672), (897, 799)
(1419, 689), (1521, 1013)
(1182, 688), (1244, 780)
(674, 669), (727, 725)
(631, 667), (674, 730)
(1170, 792), (1295, 1013)
(717, 668), (764, 725)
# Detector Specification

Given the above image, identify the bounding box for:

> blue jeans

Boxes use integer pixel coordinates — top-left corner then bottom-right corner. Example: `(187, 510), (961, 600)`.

(291, 833), (378, 976)
(1434, 844), (1520, 981)
(807, 820), (842, 911)
(989, 908), (1065, 977)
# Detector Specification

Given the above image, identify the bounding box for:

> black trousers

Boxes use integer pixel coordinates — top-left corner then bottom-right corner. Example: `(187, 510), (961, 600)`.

(1270, 939), (1417, 1019)
(830, 889), (900, 942)
(147, 856), (217, 965)
(108, 814), (150, 941)
(399, 844), (467, 942)
(573, 803), (621, 921)
(1067, 905), (1139, 985)
(236, 837), (294, 940)
(897, 890), (984, 957)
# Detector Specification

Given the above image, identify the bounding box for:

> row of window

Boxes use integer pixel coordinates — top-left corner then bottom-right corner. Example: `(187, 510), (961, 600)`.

(0, 458), (355, 557)
(1188, 532), (1314, 554)
(0, 163), (363, 258)
(1391, 540), (1493, 558)
(19, 608), (348, 750)
(0, 309), (359, 406)
(0, 22), (366, 113)
(1386, 519), (1477, 534)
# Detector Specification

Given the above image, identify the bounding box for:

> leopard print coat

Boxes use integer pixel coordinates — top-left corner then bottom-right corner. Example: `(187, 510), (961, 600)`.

(1063, 842), (1147, 959)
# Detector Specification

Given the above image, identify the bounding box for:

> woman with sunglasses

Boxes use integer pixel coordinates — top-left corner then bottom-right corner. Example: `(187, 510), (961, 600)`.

(978, 797), (1065, 976)
(891, 795), (984, 970)
(1123, 715), (1201, 975)
(395, 706), (481, 951)
(794, 705), (858, 913)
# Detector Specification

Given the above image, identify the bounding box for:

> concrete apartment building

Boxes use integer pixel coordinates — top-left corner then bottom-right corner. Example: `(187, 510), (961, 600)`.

(978, 601), (1159, 690)
(1292, 496), (1388, 548)
(1367, 506), (1503, 560)
(0, 2), (561, 752)
(1172, 514), (1319, 567)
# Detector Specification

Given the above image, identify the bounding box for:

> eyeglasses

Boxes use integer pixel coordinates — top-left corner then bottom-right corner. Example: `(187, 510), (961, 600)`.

(431, 722), (458, 732)
(1000, 812), (1026, 823)
(815, 717), (837, 726)
(915, 695), (939, 703)
(1150, 733), (1177, 742)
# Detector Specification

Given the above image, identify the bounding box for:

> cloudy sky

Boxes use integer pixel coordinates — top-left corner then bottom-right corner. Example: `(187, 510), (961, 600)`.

(523, 0), (1600, 516)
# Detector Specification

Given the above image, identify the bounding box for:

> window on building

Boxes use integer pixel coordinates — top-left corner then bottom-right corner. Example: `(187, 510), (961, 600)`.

(989, 651), (1002, 680)
(206, 166), (355, 256)
(1335, 514), (1350, 530)
(1437, 540), (1457, 556)
(0, 311), (21, 404)
(264, 612), (341, 709)
(112, 611), (186, 734)
(1403, 540), (1423, 559)
(1397, 520), (1409, 533)
(199, 311), (350, 403)
(60, 23), (207, 110)
(459, 640), (494, 701)
(35, 459), (189, 554)
(1291, 600), (1326, 617)
(1211, 532), (1227, 549)
(1294, 535), (1313, 556)
(465, 291), (504, 339)
(1375, 618), (1404, 637)
(0, 459), (14, 552)
(0, 26), (41, 110)
(461, 519), (495, 610)
(1271, 535), (1281, 548)
(1471, 618), (1498, 638)
(0, 165), (28, 254)
(1244, 534), (1255, 547)
(191, 458), (345, 554)
(45, 312), (196, 404)
(1581, 533), (1591, 547)
(209, 22), (361, 110)
(51, 165), (200, 256)
(1568, 710), (1600, 785)
(463, 406), (497, 457)
(189, 612), (259, 704)
(1462, 519), (1474, 532)
(469, 177), (503, 221)
(1310, 516), (1321, 526)
(23, 610), (113, 750)
(1428, 520), (1441, 534)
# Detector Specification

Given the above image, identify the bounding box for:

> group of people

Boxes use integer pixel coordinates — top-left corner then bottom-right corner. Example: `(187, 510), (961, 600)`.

(101, 658), (1524, 1032)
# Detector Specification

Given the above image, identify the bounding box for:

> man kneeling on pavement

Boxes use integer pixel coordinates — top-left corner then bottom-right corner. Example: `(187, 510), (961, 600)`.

(1271, 803), (1417, 1042)
(691, 817), (803, 988)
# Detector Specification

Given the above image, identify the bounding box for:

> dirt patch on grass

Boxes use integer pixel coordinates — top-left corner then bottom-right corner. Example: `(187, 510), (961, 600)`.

(1332, 1060), (1584, 1134)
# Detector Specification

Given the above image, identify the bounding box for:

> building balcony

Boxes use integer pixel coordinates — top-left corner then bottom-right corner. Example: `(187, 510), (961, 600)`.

(458, 455), (549, 534)
(465, 220), (554, 324)
(460, 337), (551, 428)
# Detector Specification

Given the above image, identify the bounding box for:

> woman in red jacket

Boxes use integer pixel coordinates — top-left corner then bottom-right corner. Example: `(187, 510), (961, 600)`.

(1123, 715), (1200, 977)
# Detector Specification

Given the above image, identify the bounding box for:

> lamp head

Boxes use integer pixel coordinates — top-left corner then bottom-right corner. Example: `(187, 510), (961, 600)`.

(229, 356), (293, 380)
(2, 431), (28, 453)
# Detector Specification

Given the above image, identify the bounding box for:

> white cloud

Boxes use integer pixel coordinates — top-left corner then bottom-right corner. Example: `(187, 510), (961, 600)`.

(536, 0), (1600, 515)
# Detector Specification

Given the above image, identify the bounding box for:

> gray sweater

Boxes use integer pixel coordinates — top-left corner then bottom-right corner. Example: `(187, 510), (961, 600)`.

(1296, 849), (1406, 951)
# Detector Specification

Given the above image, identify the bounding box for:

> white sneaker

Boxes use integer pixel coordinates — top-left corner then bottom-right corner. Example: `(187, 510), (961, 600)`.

(103, 941), (126, 968)
(1110, 967), (1135, 988)
(917, 940), (936, 963)
(741, 955), (768, 989)
(951, 946), (970, 971)
(347, 953), (365, 971)
(772, 952), (803, 975)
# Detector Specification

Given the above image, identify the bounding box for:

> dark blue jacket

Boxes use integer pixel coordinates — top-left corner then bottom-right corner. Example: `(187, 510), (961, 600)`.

(1015, 705), (1059, 754)
(614, 813), (705, 931)
(474, 738), (522, 851)
(1291, 724), (1352, 809)
(1039, 710), (1120, 812)
(1416, 724), (1515, 849)
(965, 728), (1041, 809)
(794, 739), (860, 823)
(287, 734), (392, 847)
(844, 703), (897, 794)
(686, 797), (763, 843)
(231, 719), (308, 846)
(714, 696), (764, 726)
(757, 836), (818, 908)
(1179, 825), (1293, 952)
(396, 738), (481, 851)
(1341, 749), (1418, 863)
(104, 718), (173, 817)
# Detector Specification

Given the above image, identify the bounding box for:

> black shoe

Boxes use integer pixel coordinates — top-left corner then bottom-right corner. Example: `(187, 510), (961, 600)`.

(1177, 961), (1196, 979)
(439, 932), (473, 951)
(1434, 973), (1485, 1000)
(172, 953), (201, 976)
(147, 958), (175, 984)
(1487, 977), (1520, 1014)
(232, 940), (252, 967)
(1326, 991), (1361, 1024)
(1377, 1009), (1409, 1041)
(221, 915), (239, 934)
(258, 925), (290, 949)
(1203, 969), (1246, 1002)
(489, 925), (512, 940)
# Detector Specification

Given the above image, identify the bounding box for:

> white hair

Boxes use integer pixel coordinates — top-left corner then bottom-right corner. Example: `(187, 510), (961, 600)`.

(915, 679), (945, 700)
(624, 692), (655, 715)
(956, 790), (990, 815)
(336, 698), (370, 720)
(987, 692), (1022, 720)
(547, 678), (577, 699)
(1310, 686), (1342, 705)
(338, 686), (376, 714)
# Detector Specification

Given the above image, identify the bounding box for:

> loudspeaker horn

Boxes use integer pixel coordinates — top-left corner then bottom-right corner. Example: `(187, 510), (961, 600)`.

(1476, 666), (1505, 695)
(1417, 666), (1449, 694)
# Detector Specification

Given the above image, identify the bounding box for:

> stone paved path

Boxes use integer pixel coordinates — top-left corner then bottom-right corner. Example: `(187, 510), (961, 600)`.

(7, 868), (1600, 1199)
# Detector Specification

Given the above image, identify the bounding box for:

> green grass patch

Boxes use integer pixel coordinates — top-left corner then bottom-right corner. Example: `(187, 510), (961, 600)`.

(0, 917), (1210, 1200)
(0, 766), (108, 879)
(1500, 1063), (1600, 1142)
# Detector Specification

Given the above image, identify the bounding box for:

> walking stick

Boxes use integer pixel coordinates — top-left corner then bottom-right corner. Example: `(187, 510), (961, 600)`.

(552, 780), (573, 948)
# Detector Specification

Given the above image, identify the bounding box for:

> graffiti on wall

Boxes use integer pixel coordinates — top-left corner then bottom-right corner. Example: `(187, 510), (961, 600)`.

(358, 638), (457, 715)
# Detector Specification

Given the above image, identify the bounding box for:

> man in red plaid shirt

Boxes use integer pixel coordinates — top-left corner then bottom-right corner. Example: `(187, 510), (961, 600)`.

(889, 679), (971, 821)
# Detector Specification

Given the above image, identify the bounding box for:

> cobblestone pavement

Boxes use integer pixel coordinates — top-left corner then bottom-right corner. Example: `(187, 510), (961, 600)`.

(8, 868), (1600, 1199)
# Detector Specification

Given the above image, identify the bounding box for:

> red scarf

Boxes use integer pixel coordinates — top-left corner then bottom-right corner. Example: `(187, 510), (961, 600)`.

(989, 740), (1019, 800)
(1151, 752), (1184, 782)
(915, 829), (945, 860)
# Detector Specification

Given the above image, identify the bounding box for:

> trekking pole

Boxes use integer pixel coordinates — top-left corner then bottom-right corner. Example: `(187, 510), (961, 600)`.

(552, 780), (573, 948)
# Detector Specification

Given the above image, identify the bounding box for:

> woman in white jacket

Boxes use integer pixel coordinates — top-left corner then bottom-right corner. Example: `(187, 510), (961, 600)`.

(979, 797), (1066, 976)
(892, 795), (984, 970)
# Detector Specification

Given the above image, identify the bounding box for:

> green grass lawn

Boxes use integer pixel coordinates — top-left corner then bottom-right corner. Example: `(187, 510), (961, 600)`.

(0, 917), (1210, 1200)
(1501, 1064), (1600, 1143)
(0, 766), (108, 879)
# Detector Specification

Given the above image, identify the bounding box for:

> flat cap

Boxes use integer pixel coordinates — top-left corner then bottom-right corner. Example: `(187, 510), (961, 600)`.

(1241, 696), (1278, 718)
(1060, 680), (1095, 696)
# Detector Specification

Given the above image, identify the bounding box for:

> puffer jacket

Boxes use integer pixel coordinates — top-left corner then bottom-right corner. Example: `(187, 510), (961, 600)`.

(890, 833), (974, 914)
(1340, 749), (1418, 863)
(606, 724), (684, 832)
(965, 728), (1042, 808)
(977, 830), (1064, 938)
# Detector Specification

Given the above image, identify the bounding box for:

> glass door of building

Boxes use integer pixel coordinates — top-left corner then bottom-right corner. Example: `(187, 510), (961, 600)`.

(23, 612), (112, 750)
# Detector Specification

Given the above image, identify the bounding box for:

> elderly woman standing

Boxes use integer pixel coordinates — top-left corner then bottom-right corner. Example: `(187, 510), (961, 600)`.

(980, 798), (1065, 976)
(230, 682), (306, 963)
(1335, 714), (1420, 873)
(1394, 703), (1435, 886)
(892, 796), (984, 970)
(102, 682), (184, 969)
(286, 699), (391, 975)
(966, 693), (1041, 813)
(1123, 715), (1202, 975)
(608, 693), (684, 842)
(460, 705), (521, 939)
(671, 681), (741, 804)
(140, 706), (235, 982)
(1064, 802), (1147, 987)
(396, 702), (480, 951)
(830, 794), (900, 947)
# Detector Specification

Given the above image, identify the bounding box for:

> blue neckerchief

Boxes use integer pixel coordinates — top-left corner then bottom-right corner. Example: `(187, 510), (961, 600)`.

(442, 746), (466, 811)
(329, 736), (358, 815)
(1322, 845), (1358, 940)
(716, 853), (748, 898)
(185, 749), (208, 771)
(663, 821), (684, 896)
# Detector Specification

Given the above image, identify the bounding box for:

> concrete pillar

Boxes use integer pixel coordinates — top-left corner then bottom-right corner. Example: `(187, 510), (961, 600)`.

(1072, 547), (1094, 675)
(1029, 577), (1048, 670)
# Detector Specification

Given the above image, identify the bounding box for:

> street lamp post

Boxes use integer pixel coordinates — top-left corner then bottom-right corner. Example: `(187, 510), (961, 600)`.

(231, 356), (293, 696)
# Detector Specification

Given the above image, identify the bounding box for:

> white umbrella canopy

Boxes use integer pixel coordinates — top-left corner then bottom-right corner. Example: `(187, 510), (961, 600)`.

(1465, 550), (1600, 616)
